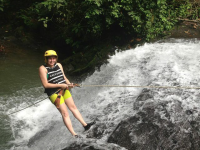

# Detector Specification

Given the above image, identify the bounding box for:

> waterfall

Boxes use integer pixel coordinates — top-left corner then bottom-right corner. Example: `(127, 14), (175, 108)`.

(8, 39), (200, 149)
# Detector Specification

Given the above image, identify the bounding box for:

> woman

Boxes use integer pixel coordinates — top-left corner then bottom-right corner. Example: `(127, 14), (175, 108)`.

(39, 50), (95, 137)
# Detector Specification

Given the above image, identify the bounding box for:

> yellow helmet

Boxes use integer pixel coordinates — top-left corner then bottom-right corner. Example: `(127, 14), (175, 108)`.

(44, 50), (58, 63)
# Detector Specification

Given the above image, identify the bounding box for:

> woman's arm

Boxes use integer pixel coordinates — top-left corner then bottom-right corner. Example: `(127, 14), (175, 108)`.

(39, 65), (68, 89)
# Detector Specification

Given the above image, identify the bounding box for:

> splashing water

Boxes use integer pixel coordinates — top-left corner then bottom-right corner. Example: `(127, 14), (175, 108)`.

(5, 38), (200, 149)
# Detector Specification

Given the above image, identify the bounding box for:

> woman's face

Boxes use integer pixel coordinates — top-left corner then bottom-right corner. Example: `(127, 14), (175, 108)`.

(47, 56), (57, 67)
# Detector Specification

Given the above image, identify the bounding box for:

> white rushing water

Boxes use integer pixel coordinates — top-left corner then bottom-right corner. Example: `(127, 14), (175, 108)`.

(8, 38), (200, 149)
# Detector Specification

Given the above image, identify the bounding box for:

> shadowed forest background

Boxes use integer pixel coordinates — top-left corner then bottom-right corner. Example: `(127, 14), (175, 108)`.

(0, 0), (200, 76)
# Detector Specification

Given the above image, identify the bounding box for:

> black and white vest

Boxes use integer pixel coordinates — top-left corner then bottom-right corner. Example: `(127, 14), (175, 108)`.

(44, 63), (66, 96)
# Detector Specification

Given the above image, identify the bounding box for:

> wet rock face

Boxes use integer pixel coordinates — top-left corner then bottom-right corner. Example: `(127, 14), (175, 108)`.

(62, 143), (99, 150)
(108, 88), (200, 150)
(107, 109), (175, 149)
(62, 139), (125, 150)
(62, 87), (200, 150)
(86, 123), (107, 139)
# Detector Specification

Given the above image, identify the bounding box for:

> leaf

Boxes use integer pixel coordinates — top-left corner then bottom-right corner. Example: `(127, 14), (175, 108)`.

(43, 21), (47, 28)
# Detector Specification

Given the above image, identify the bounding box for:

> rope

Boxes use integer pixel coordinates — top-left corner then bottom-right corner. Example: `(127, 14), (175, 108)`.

(79, 84), (200, 89)
(7, 84), (200, 116)
(7, 97), (48, 116)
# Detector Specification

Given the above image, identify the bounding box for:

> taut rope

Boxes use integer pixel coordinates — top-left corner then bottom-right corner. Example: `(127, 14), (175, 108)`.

(78, 84), (200, 89)
(7, 84), (200, 115)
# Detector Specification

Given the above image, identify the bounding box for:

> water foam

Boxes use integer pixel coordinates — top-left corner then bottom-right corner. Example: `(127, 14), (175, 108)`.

(9, 39), (200, 149)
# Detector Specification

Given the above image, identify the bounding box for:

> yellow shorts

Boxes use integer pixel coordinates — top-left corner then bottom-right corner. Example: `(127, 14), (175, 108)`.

(49, 90), (72, 105)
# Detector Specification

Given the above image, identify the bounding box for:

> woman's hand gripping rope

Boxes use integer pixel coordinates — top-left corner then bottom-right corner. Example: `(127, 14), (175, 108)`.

(55, 83), (80, 108)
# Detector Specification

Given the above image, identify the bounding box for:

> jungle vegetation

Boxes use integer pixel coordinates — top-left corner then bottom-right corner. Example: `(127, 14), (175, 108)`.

(0, 0), (200, 74)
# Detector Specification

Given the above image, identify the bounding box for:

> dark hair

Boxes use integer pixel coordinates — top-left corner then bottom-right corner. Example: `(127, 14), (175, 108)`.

(46, 56), (57, 59)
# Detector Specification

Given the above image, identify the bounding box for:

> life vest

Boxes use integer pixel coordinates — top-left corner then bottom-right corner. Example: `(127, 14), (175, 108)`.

(44, 63), (66, 96)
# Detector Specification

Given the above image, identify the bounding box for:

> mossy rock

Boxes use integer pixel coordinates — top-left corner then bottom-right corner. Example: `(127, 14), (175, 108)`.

(62, 44), (113, 76)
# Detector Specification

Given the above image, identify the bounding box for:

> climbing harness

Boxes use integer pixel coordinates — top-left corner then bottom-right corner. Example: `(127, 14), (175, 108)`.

(7, 84), (200, 116)
(54, 89), (65, 108)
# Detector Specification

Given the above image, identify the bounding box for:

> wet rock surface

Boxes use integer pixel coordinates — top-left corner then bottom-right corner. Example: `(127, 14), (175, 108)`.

(62, 86), (200, 150)
(62, 138), (126, 150)
(108, 88), (200, 150)
(61, 34), (200, 149)
(169, 21), (200, 38)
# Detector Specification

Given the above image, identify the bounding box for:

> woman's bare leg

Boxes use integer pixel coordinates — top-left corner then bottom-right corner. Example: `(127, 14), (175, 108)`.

(65, 97), (87, 127)
(58, 103), (77, 136)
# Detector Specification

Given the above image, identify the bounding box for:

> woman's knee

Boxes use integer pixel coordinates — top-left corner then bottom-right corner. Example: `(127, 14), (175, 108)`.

(69, 104), (77, 112)
(61, 111), (69, 118)
(59, 106), (69, 118)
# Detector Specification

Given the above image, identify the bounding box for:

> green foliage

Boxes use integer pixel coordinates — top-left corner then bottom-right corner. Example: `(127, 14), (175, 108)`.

(0, 0), (4, 11)
(3, 0), (200, 47)
(0, 0), (8, 11)
(0, 0), (198, 76)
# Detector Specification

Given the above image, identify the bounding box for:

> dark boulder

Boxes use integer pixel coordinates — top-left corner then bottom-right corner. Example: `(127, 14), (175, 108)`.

(108, 88), (200, 150)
